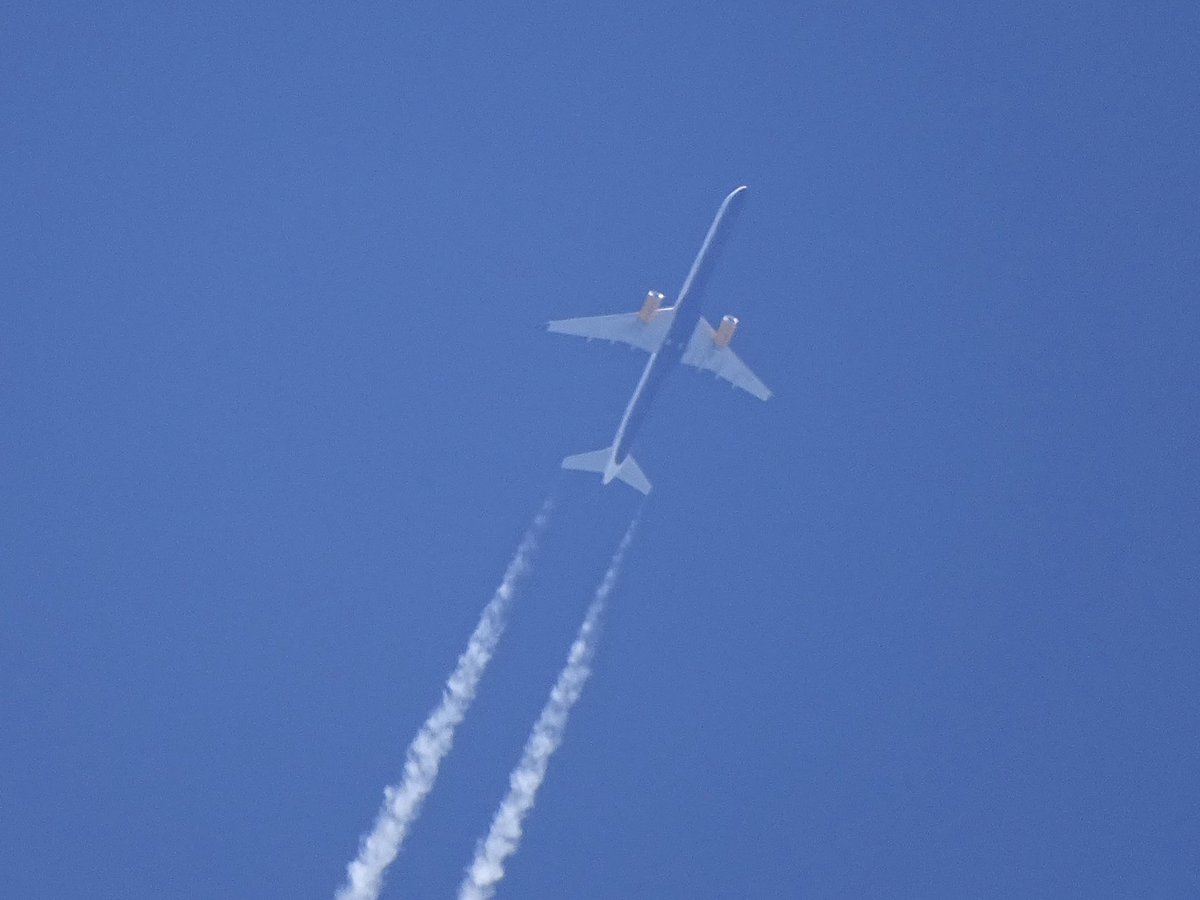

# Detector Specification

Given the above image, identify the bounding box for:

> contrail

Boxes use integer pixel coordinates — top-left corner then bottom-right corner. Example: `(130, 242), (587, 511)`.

(458, 516), (639, 900)
(335, 497), (554, 900)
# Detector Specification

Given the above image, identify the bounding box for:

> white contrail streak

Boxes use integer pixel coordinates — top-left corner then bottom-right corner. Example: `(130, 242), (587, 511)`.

(335, 498), (554, 900)
(458, 517), (639, 900)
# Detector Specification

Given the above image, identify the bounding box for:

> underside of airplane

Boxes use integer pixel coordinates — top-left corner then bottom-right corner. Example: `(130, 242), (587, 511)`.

(547, 186), (771, 496)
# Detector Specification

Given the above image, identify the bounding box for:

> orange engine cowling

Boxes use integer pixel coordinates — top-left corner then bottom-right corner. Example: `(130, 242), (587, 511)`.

(638, 290), (665, 322)
(714, 314), (739, 347)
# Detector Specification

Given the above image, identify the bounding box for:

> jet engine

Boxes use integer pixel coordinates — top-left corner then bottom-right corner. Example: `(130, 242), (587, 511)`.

(713, 314), (739, 347)
(638, 290), (665, 322)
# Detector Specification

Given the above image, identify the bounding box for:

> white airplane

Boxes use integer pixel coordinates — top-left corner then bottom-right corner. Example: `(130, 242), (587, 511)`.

(547, 186), (770, 495)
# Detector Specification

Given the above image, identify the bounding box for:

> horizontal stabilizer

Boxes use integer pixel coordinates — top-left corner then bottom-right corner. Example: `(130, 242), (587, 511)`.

(614, 455), (652, 495)
(561, 447), (610, 473)
(561, 447), (652, 495)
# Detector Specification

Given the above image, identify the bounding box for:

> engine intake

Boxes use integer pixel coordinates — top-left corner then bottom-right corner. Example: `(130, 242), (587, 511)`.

(713, 314), (739, 347)
(638, 290), (665, 322)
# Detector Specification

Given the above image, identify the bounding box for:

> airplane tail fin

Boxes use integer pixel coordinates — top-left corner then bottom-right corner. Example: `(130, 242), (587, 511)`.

(561, 447), (652, 495)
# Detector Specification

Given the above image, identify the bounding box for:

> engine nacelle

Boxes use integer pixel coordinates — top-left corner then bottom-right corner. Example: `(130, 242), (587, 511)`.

(713, 314), (739, 347)
(638, 290), (665, 322)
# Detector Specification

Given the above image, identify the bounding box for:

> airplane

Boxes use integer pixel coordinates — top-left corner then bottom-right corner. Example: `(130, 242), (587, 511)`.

(547, 185), (770, 495)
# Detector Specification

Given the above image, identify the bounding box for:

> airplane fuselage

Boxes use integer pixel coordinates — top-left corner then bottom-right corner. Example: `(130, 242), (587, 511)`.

(600, 186), (748, 483)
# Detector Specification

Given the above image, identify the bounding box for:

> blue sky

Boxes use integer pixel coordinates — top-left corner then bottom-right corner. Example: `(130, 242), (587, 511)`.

(4, 3), (1198, 897)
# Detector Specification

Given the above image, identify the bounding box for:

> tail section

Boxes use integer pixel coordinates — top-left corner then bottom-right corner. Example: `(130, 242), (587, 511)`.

(561, 446), (652, 495)
(561, 448), (610, 474)
(613, 455), (652, 495)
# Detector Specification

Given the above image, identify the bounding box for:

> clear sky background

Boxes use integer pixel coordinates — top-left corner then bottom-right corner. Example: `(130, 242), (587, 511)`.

(4, 3), (1198, 898)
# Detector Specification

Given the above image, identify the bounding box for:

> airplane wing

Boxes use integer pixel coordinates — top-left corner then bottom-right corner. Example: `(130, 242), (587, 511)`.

(547, 307), (676, 354)
(682, 317), (772, 401)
